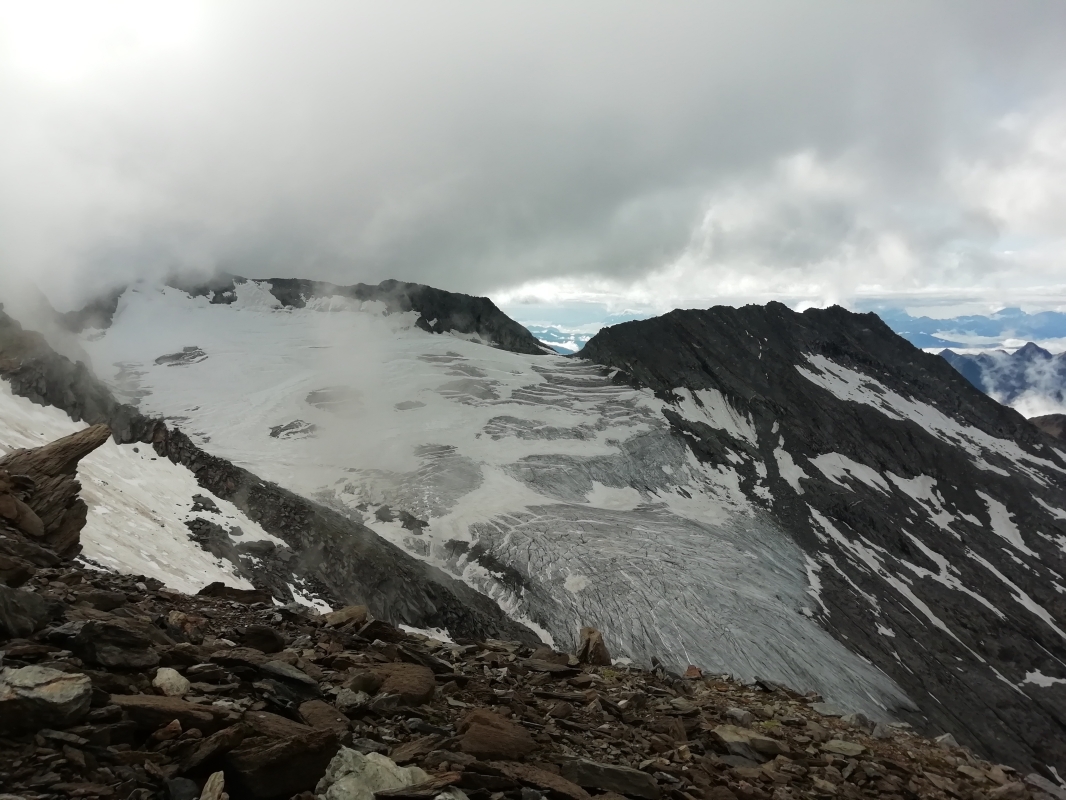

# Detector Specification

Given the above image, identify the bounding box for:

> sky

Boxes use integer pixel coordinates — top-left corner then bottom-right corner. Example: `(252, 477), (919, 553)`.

(2, 1), (1066, 321)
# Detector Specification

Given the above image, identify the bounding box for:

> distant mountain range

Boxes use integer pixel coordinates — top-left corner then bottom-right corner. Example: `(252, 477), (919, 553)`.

(873, 307), (1066, 350)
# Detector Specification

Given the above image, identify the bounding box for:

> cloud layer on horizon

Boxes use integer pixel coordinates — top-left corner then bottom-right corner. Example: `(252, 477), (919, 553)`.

(2, 1), (1066, 313)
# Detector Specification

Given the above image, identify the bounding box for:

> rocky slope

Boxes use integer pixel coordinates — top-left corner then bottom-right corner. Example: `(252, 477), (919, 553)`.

(579, 304), (1066, 771)
(1, 438), (1059, 800)
(1032, 416), (1066, 442)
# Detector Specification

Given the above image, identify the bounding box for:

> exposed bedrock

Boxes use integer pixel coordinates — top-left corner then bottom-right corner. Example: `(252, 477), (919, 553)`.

(576, 302), (1066, 770)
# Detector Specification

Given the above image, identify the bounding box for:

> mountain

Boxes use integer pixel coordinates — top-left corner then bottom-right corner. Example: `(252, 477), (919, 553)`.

(6, 278), (1066, 773)
(876, 307), (1066, 350)
(940, 343), (1066, 418)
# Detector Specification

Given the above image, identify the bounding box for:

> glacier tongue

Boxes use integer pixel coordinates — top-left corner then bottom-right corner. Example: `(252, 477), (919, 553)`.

(77, 283), (910, 717)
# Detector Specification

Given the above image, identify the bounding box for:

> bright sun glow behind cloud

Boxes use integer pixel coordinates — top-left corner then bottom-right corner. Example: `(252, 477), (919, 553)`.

(0, 0), (203, 84)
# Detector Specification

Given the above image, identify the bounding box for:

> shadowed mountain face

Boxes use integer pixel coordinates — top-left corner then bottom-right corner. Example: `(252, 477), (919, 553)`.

(581, 303), (1066, 771)
(1032, 414), (1066, 441)
(13, 284), (1066, 772)
(940, 343), (1066, 418)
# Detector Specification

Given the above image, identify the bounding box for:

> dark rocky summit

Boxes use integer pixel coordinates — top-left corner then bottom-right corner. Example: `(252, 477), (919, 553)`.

(0, 306), (533, 644)
(579, 303), (1066, 772)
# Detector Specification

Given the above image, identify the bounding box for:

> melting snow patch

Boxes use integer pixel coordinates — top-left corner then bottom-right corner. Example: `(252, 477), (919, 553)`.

(774, 442), (806, 493)
(877, 625), (896, 637)
(1023, 670), (1066, 687)
(804, 555), (828, 616)
(977, 492), (1037, 558)
(673, 388), (758, 446)
(810, 453), (889, 493)
(1036, 497), (1066, 521)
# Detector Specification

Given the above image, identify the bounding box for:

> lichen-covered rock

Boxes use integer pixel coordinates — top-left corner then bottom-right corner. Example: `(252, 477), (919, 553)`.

(0, 665), (91, 733)
(315, 749), (429, 800)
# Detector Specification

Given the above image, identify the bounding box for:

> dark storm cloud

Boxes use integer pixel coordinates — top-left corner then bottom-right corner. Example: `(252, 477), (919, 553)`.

(2, 1), (1066, 310)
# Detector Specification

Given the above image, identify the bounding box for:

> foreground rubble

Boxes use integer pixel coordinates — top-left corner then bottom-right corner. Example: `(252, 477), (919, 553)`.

(0, 427), (1062, 800)
(3, 561), (1061, 800)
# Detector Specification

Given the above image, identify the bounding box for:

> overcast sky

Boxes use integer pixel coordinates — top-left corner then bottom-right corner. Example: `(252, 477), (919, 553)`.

(2, 1), (1066, 316)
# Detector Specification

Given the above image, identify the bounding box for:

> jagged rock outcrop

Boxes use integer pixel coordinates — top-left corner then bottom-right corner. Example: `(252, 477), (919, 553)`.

(0, 423), (111, 557)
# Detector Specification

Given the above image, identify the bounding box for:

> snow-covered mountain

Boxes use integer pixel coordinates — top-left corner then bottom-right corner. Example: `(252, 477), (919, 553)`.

(5, 276), (1066, 772)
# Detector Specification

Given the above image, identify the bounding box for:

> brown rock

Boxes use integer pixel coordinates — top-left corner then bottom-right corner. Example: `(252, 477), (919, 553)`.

(458, 709), (537, 760)
(576, 627), (612, 666)
(298, 699), (350, 735)
(110, 694), (237, 735)
(369, 662), (436, 705)
(180, 723), (251, 773)
(245, 709), (314, 739)
(559, 758), (661, 800)
(241, 624), (286, 653)
(73, 619), (162, 669)
(0, 424), (111, 556)
(390, 735), (443, 764)
(492, 762), (592, 800)
(226, 729), (340, 799)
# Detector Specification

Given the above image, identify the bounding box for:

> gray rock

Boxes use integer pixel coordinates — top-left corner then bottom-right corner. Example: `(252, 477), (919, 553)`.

(0, 665), (92, 733)
(1025, 774), (1066, 800)
(725, 707), (754, 726)
(260, 660), (319, 690)
(0, 585), (51, 639)
(73, 619), (160, 669)
(840, 712), (875, 734)
(872, 722), (893, 739)
(560, 758), (661, 800)
(935, 732), (960, 749)
(315, 748), (430, 800)
(165, 777), (200, 800)
(809, 702), (845, 717)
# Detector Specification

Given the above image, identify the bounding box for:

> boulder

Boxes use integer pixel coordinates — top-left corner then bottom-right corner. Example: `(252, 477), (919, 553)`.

(822, 739), (865, 757)
(245, 709), (314, 739)
(458, 709), (537, 761)
(0, 665), (92, 733)
(0, 584), (52, 640)
(559, 759), (661, 800)
(368, 663), (435, 705)
(73, 619), (161, 669)
(710, 725), (788, 762)
(260, 660), (320, 692)
(110, 694), (237, 734)
(226, 728), (341, 799)
(152, 667), (191, 698)
(315, 748), (429, 800)
(299, 699), (351, 735)
(241, 624), (286, 653)
(575, 627), (611, 666)
(492, 762), (591, 800)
